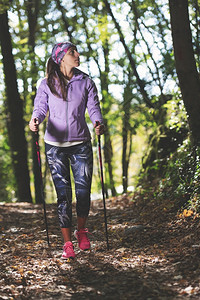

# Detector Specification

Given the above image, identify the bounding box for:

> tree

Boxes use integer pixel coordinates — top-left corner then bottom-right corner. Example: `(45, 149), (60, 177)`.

(169, 0), (200, 146)
(104, 0), (177, 183)
(25, 0), (44, 204)
(0, 11), (32, 202)
(121, 71), (136, 193)
(104, 0), (153, 109)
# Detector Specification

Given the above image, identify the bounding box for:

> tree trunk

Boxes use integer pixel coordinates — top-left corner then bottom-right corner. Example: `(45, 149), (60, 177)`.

(100, 34), (116, 197)
(103, 118), (116, 196)
(26, 0), (44, 204)
(122, 90), (132, 193)
(0, 11), (32, 202)
(169, 0), (200, 146)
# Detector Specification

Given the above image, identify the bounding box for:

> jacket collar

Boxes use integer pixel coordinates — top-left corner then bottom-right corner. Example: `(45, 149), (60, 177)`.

(70, 68), (88, 82)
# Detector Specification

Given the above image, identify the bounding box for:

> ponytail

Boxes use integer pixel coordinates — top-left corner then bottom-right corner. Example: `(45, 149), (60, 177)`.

(46, 57), (67, 100)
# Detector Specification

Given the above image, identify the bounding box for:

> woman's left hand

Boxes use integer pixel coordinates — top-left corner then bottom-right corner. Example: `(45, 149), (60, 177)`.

(94, 121), (105, 135)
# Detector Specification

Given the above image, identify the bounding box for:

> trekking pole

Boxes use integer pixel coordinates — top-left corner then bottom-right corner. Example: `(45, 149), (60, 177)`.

(34, 118), (50, 246)
(97, 124), (109, 250)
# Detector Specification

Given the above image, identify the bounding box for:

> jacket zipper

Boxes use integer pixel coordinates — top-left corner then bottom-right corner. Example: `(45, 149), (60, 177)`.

(65, 77), (81, 141)
(66, 84), (69, 141)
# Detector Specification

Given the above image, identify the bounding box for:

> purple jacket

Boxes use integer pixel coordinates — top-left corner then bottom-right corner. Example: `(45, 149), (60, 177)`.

(31, 68), (103, 142)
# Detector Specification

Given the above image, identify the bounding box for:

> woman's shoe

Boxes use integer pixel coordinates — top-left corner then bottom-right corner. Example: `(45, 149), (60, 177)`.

(74, 228), (91, 250)
(62, 241), (76, 259)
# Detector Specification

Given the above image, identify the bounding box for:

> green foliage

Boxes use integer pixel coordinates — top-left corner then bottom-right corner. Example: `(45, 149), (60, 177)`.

(138, 137), (200, 212)
(164, 98), (187, 130)
(0, 0), (199, 202)
(0, 112), (16, 202)
(136, 94), (199, 209)
(0, 0), (11, 14)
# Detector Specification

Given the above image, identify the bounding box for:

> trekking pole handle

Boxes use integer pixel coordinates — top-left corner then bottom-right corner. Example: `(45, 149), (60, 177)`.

(34, 118), (39, 136)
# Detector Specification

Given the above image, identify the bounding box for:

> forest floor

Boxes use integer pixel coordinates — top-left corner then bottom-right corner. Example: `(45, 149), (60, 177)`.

(1, 191), (200, 299)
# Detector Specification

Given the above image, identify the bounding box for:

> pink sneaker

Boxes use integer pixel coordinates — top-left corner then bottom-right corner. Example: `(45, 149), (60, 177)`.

(74, 228), (91, 250)
(62, 241), (76, 259)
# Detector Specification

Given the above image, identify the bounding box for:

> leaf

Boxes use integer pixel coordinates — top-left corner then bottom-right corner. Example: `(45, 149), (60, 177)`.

(179, 209), (194, 218)
(18, 37), (28, 45)
(183, 209), (193, 218)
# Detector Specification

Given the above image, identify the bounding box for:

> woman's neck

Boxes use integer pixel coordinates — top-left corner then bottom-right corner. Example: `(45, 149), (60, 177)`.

(60, 66), (74, 80)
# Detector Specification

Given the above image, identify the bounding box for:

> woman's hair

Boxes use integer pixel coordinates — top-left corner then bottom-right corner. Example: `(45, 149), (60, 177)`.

(46, 57), (67, 100)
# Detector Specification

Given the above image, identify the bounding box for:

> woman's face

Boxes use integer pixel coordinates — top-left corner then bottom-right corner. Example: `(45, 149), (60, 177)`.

(61, 46), (80, 69)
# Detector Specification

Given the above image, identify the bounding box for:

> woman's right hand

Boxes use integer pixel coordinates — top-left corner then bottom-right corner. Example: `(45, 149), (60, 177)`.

(94, 121), (105, 135)
(29, 118), (39, 132)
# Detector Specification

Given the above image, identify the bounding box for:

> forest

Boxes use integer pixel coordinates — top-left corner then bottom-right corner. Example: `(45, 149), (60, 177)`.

(0, 0), (200, 206)
(1, 0), (200, 299)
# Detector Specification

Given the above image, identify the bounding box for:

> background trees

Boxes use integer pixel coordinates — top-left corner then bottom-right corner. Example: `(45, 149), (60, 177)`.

(169, 0), (200, 146)
(0, 10), (32, 202)
(0, 0), (199, 208)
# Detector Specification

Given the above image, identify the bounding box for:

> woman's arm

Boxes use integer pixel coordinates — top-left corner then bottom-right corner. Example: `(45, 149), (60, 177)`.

(29, 79), (49, 132)
(86, 80), (104, 132)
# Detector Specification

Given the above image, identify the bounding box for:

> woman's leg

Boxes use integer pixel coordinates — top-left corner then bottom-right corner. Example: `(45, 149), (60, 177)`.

(70, 141), (93, 250)
(61, 228), (71, 243)
(69, 141), (93, 223)
(45, 144), (73, 241)
(77, 216), (87, 231)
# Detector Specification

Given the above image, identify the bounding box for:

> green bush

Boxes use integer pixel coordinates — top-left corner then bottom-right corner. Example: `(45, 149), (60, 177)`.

(139, 138), (200, 211)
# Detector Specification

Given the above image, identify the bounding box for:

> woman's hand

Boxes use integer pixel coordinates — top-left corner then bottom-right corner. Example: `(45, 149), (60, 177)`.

(29, 118), (39, 132)
(94, 121), (105, 135)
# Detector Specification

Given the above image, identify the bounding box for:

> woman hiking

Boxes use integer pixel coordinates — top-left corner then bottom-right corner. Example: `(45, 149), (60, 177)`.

(29, 41), (105, 259)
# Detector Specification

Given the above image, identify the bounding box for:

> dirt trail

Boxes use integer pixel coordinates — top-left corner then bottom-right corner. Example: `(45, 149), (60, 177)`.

(0, 195), (200, 299)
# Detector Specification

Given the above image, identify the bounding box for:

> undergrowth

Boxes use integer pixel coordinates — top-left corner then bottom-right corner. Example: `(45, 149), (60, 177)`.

(137, 138), (200, 213)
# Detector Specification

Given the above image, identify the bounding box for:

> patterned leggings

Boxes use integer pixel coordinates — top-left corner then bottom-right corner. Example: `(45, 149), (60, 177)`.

(45, 141), (93, 228)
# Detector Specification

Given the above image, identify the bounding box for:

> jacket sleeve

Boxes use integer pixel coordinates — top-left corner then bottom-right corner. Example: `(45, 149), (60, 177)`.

(31, 79), (49, 124)
(86, 79), (104, 125)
